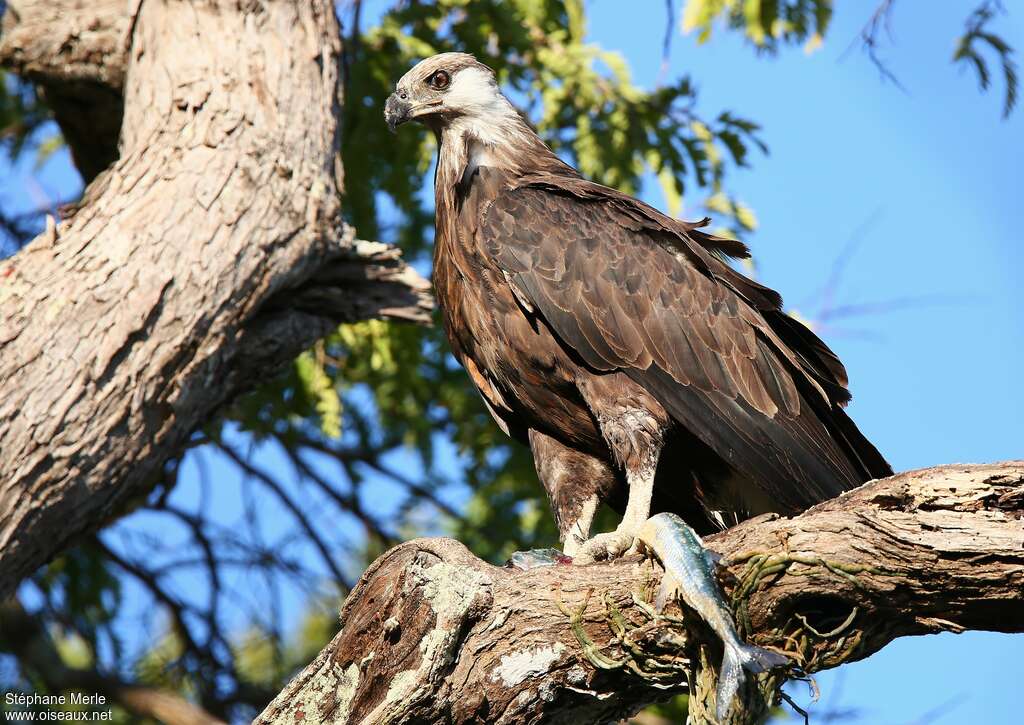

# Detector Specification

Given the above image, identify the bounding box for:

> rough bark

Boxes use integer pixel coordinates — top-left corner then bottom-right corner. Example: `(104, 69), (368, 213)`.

(255, 462), (1024, 725)
(0, 0), (431, 599)
(0, 0), (129, 180)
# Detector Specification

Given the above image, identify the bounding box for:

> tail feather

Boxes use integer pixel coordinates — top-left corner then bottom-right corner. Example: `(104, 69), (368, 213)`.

(830, 404), (894, 481)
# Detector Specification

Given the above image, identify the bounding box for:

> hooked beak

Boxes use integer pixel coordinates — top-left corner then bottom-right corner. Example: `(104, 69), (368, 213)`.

(384, 93), (442, 132)
(385, 93), (411, 133)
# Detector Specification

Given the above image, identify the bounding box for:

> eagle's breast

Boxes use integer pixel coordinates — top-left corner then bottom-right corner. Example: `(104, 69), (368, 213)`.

(432, 166), (604, 451)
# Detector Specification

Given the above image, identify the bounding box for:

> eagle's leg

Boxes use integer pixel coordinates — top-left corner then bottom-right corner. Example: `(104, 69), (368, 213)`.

(562, 495), (599, 558)
(573, 375), (669, 563)
(573, 451), (658, 563)
(527, 429), (616, 557)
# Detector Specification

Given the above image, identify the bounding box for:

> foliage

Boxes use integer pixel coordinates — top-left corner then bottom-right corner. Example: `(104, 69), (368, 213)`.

(682, 0), (1018, 117)
(953, 0), (1018, 117)
(0, 71), (50, 158)
(682, 0), (833, 52)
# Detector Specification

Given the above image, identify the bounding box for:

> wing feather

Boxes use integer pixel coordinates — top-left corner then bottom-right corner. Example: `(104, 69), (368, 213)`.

(480, 178), (891, 508)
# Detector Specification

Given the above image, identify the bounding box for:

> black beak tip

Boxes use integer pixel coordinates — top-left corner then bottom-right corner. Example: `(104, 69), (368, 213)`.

(384, 93), (410, 134)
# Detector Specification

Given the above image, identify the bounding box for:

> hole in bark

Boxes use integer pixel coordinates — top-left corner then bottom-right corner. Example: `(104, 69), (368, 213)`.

(791, 595), (856, 635)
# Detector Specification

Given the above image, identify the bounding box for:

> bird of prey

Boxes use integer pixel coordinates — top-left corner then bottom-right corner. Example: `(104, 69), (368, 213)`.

(385, 53), (891, 564)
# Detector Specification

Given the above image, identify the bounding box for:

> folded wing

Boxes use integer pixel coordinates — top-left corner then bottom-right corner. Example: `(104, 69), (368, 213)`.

(481, 177), (891, 510)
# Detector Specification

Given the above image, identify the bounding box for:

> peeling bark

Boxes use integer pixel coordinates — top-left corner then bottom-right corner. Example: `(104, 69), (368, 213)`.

(0, 0), (431, 598)
(256, 463), (1024, 725)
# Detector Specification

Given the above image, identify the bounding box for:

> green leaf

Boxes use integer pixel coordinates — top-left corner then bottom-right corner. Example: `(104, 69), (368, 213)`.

(33, 133), (64, 170)
(294, 350), (342, 439)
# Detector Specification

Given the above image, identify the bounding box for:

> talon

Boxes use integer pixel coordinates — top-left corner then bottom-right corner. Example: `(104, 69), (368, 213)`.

(572, 528), (637, 564)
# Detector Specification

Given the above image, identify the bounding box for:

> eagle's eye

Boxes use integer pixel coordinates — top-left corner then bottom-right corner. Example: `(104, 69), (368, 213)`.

(426, 70), (450, 91)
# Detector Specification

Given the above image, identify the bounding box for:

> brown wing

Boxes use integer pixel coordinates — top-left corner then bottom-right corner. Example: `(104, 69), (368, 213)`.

(481, 177), (891, 510)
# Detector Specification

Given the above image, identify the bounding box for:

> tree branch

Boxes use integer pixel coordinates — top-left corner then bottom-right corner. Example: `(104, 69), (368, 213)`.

(255, 462), (1024, 724)
(0, 600), (226, 725)
(0, 0), (130, 180)
(0, 0), (432, 600)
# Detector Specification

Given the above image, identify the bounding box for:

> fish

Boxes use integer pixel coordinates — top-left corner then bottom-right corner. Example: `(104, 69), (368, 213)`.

(636, 512), (789, 721)
(505, 548), (573, 569)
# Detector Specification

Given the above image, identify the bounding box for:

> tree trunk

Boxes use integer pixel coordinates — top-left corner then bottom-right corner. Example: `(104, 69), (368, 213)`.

(255, 462), (1024, 725)
(0, 0), (431, 598)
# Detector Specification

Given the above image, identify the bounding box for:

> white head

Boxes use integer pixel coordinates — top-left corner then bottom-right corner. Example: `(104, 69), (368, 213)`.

(385, 53), (521, 141)
(386, 53), (570, 183)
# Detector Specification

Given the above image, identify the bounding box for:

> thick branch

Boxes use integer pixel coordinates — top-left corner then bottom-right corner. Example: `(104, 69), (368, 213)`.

(0, 0), (431, 599)
(0, 0), (129, 180)
(256, 462), (1024, 724)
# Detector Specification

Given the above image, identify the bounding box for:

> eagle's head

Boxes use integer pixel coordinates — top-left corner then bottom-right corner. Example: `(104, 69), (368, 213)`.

(385, 53), (515, 133)
(386, 53), (568, 180)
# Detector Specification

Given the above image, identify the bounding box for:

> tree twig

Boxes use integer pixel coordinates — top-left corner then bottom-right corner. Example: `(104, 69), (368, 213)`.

(841, 0), (907, 92)
(0, 599), (227, 725)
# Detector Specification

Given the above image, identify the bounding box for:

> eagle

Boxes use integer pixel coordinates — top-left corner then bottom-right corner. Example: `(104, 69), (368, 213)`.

(386, 53), (892, 563)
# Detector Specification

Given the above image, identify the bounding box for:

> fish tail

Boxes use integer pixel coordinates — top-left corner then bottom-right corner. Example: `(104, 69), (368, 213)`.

(739, 642), (790, 673)
(715, 642), (789, 720)
(715, 643), (745, 722)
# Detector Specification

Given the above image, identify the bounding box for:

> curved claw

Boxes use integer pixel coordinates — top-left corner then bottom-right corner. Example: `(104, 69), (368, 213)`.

(572, 528), (636, 564)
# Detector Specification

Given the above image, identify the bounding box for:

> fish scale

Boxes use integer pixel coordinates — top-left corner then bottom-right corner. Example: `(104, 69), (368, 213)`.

(637, 512), (789, 721)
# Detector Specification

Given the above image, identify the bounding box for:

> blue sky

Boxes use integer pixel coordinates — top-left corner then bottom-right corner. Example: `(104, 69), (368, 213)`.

(3, 1), (1022, 722)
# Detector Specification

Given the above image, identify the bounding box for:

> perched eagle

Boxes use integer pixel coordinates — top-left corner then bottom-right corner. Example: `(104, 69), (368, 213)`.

(386, 53), (891, 562)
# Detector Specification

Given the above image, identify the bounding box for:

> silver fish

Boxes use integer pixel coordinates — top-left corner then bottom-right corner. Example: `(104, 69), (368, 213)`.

(505, 548), (573, 569)
(636, 512), (788, 721)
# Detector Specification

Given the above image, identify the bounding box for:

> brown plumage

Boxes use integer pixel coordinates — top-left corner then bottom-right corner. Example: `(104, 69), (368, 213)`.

(386, 53), (892, 560)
